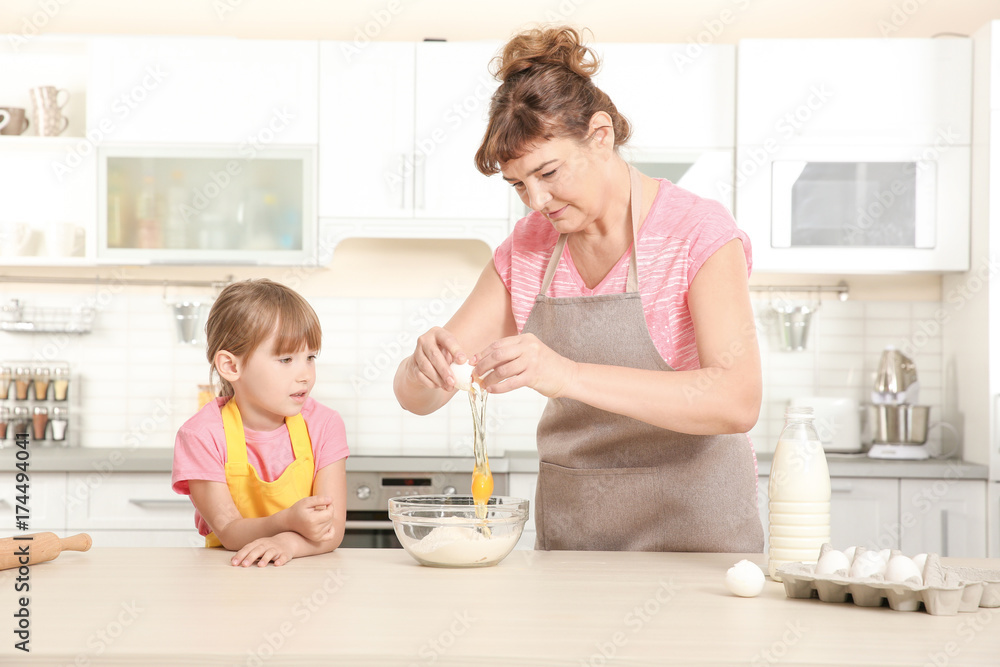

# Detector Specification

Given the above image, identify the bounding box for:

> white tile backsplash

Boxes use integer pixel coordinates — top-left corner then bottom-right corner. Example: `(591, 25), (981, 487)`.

(1, 289), (946, 458)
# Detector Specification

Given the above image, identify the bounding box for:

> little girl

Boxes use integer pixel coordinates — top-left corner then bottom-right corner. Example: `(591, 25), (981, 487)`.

(172, 279), (348, 567)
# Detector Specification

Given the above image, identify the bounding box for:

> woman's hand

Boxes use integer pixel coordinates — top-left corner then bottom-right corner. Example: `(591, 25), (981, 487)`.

(231, 533), (295, 567)
(472, 333), (579, 398)
(408, 326), (467, 391)
(282, 496), (336, 542)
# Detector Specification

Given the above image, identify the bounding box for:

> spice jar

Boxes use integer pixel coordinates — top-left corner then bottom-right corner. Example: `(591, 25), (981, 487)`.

(14, 367), (31, 400)
(32, 406), (49, 441)
(0, 366), (11, 400)
(52, 367), (70, 401)
(0, 406), (9, 441)
(33, 367), (51, 401)
(12, 406), (29, 435)
(50, 407), (68, 443)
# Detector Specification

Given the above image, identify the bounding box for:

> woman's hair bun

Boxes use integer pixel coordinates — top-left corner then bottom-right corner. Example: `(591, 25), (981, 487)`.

(494, 26), (598, 83)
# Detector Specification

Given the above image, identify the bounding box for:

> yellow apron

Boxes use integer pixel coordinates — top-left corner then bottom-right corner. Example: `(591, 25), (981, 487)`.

(205, 398), (315, 548)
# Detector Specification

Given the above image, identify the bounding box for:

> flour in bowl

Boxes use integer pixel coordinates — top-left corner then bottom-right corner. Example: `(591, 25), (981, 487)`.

(400, 518), (519, 566)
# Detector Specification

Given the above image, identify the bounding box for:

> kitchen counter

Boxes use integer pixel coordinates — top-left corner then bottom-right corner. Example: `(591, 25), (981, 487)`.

(2, 446), (990, 480)
(1, 548), (997, 666)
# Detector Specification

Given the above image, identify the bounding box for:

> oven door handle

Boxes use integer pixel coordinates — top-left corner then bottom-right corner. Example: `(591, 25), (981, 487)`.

(344, 520), (396, 530)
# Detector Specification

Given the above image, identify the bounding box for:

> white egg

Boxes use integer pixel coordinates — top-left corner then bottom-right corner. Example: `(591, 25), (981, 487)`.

(878, 548), (891, 563)
(843, 546), (858, 564)
(815, 549), (851, 576)
(912, 553), (928, 575)
(450, 363), (475, 391)
(724, 559), (766, 597)
(884, 555), (923, 585)
(849, 550), (887, 579)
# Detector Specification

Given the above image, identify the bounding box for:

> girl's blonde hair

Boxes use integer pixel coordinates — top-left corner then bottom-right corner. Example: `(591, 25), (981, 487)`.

(474, 26), (631, 176)
(205, 279), (322, 397)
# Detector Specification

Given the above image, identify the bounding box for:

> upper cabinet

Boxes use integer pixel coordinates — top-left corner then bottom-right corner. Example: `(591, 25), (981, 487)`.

(593, 44), (735, 211)
(736, 39), (972, 273)
(737, 39), (970, 146)
(317, 40), (510, 252)
(87, 37), (318, 145)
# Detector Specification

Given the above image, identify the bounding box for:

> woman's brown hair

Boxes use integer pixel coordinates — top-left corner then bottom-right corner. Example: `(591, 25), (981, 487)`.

(474, 26), (631, 176)
(205, 279), (322, 397)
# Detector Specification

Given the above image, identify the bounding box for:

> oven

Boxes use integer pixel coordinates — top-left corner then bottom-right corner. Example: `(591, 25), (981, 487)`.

(341, 470), (508, 549)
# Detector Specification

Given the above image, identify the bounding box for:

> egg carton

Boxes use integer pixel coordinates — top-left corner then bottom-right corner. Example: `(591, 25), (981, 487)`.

(776, 549), (1000, 616)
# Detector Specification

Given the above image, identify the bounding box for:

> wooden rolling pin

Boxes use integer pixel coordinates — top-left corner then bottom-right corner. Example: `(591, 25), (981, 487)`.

(0, 532), (92, 570)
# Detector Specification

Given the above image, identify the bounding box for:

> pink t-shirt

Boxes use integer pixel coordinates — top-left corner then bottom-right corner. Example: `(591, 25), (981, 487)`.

(171, 396), (350, 536)
(493, 179), (752, 371)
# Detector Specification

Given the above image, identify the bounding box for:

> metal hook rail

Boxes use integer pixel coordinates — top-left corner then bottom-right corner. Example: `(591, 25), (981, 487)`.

(749, 280), (849, 301)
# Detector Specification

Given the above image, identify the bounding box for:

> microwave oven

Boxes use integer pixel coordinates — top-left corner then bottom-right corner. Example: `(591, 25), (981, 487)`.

(736, 142), (970, 272)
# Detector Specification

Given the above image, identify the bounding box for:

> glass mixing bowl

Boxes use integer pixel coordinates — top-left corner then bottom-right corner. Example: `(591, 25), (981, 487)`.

(388, 495), (529, 568)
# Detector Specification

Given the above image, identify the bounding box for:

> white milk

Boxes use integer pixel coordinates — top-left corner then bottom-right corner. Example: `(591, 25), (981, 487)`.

(768, 407), (831, 581)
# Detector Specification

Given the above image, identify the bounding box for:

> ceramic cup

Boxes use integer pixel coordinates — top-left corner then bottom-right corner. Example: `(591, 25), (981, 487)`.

(0, 107), (30, 136)
(29, 86), (70, 137)
(47, 223), (85, 257)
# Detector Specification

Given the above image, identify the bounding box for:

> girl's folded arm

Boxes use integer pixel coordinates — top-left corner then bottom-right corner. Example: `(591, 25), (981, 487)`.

(284, 459), (348, 557)
(188, 479), (287, 550)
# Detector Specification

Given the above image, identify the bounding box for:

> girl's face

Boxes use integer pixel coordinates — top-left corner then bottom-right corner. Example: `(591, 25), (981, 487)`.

(500, 130), (614, 234)
(230, 330), (317, 432)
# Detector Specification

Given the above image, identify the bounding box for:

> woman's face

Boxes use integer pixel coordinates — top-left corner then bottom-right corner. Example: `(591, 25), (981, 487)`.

(500, 131), (614, 234)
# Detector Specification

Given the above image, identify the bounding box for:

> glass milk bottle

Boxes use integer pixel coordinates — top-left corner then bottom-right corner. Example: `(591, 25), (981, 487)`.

(767, 406), (831, 581)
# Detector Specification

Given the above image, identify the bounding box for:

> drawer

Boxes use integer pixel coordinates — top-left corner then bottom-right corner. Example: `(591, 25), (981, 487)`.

(0, 472), (66, 531)
(66, 472), (195, 531)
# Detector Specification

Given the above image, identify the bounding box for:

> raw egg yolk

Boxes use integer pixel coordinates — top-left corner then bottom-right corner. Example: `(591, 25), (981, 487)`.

(472, 470), (493, 506)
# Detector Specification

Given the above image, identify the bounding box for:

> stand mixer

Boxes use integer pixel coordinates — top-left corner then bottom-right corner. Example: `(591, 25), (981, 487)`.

(867, 346), (930, 460)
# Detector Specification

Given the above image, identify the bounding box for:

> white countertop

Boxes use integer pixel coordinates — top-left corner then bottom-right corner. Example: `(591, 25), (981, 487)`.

(1, 547), (997, 666)
(0, 446), (990, 480)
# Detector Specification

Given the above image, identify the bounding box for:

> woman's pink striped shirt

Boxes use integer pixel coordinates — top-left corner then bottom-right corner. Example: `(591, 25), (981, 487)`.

(493, 179), (752, 371)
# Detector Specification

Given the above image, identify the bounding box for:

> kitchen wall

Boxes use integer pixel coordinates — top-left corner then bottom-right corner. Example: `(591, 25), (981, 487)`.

(0, 265), (951, 457)
(1, 0), (996, 42)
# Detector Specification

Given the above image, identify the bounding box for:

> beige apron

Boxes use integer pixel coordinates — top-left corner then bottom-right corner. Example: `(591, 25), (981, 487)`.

(522, 166), (764, 553)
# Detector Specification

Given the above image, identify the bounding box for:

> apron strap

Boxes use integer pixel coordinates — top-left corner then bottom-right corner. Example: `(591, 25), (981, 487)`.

(286, 413), (313, 462)
(221, 398), (249, 475)
(539, 165), (643, 296)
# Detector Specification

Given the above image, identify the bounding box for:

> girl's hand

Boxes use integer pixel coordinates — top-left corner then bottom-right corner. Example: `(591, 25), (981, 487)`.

(408, 326), (466, 391)
(232, 534), (294, 567)
(472, 333), (579, 398)
(283, 496), (337, 542)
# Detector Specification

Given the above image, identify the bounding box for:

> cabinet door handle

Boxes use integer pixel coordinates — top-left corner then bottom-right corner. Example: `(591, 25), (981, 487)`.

(129, 498), (191, 508)
(831, 482), (854, 493)
(399, 153), (408, 209)
(0, 499), (9, 507)
(415, 153), (426, 210)
(344, 520), (394, 530)
(941, 509), (949, 557)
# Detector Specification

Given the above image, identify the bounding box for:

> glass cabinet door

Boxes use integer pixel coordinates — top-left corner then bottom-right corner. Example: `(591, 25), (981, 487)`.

(99, 146), (315, 264)
(771, 160), (935, 249)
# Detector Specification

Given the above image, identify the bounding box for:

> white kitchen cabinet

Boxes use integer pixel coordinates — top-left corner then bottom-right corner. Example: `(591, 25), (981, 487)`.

(97, 144), (316, 264)
(66, 472), (197, 544)
(0, 472), (66, 532)
(87, 37), (318, 145)
(760, 475), (901, 553)
(990, 482), (999, 557)
(594, 44), (735, 211)
(0, 141), (96, 264)
(737, 39), (971, 147)
(85, 530), (203, 548)
(736, 38), (972, 273)
(829, 478), (900, 550)
(0, 38), (95, 265)
(317, 40), (510, 253)
(509, 472), (537, 550)
(899, 479), (987, 557)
